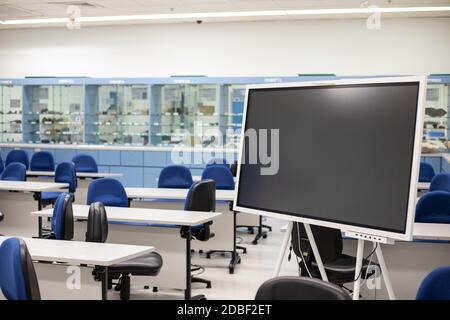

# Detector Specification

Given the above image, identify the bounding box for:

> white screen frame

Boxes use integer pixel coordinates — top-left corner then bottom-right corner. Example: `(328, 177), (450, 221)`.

(233, 76), (427, 242)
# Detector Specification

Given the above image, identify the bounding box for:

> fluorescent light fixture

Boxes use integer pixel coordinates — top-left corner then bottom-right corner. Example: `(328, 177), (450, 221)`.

(1, 6), (450, 25)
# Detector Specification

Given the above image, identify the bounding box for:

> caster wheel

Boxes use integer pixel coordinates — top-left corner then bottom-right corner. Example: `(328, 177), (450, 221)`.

(207, 283), (212, 289)
(153, 286), (158, 292)
(206, 254), (211, 259)
(229, 267), (234, 274)
(199, 250), (203, 254)
(252, 240), (258, 245)
(144, 285), (149, 290)
(263, 234), (268, 239)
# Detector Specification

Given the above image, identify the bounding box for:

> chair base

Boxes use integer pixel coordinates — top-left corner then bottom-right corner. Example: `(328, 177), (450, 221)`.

(192, 276), (212, 289)
(206, 250), (241, 274)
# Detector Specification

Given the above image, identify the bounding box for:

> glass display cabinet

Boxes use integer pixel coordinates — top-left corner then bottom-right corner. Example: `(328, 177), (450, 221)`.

(221, 85), (245, 149)
(150, 84), (220, 147)
(422, 83), (450, 153)
(85, 84), (150, 146)
(0, 85), (23, 143)
(23, 85), (84, 144)
(1, 76), (449, 151)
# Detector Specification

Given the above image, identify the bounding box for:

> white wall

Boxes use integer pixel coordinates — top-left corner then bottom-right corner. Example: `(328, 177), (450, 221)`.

(0, 17), (449, 78)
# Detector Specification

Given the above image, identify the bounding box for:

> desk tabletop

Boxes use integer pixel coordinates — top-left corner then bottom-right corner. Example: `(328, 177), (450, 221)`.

(0, 236), (154, 266)
(413, 222), (450, 240)
(27, 171), (122, 178)
(417, 182), (430, 190)
(31, 204), (222, 227)
(126, 187), (236, 201)
(0, 180), (69, 192)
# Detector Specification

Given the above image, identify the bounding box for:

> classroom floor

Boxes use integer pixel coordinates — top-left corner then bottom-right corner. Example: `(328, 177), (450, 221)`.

(108, 217), (300, 300)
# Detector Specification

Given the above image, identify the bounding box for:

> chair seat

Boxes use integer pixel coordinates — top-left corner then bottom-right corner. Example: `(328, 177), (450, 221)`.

(108, 252), (163, 276)
(311, 254), (376, 285)
(41, 192), (63, 201)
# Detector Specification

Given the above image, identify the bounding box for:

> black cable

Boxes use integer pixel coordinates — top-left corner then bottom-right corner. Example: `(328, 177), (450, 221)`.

(353, 243), (378, 282)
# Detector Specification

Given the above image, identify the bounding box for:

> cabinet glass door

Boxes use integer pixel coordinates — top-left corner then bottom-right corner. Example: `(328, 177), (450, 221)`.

(0, 85), (23, 143)
(86, 85), (149, 146)
(423, 83), (449, 152)
(23, 85), (84, 144)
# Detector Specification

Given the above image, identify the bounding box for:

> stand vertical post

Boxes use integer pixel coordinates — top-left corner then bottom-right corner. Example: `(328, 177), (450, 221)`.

(353, 239), (365, 300)
(304, 223), (328, 282)
(273, 222), (293, 277)
(375, 243), (396, 300)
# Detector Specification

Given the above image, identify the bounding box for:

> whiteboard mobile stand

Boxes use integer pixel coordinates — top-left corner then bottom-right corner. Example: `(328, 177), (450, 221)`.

(233, 76), (427, 300)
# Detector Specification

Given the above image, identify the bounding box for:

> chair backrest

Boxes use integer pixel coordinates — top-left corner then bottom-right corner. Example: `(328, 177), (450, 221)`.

(255, 276), (350, 300)
(0, 155), (4, 174)
(6, 150), (29, 169)
(55, 162), (77, 192)
(30, 151), (55, 172)
(72, 153), (98, 173)
(417, 266), (450, 300)
(415, 191), (450, 223)
(429, 173), (450, 192)
(1, 162), (27, 181)
(0, 238), (41, 300)
(184, 179), (216, 212)
(184, 180), (216, 241)
(87, 178), (128, 207)
(291, 223), (343, 263)
(207, 158), (229, 167)
(86, 202), (109, 243)
(51, 193), (74, 240)
(158, 165), (193, 189)
(230, 160), (238, 177)
(419, 162), (436, 183)
(201, 165), (235, 190)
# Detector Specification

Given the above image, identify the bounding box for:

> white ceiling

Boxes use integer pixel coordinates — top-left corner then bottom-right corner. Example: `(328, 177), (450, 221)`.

(0, 0), (449, 27)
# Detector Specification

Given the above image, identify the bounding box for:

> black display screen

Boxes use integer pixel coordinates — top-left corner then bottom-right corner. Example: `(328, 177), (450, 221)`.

(236, 82), (420, 234)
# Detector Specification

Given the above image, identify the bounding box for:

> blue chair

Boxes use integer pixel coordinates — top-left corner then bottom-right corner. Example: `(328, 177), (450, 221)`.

(87, 178), (128, 207)
(417, 266), (450, 300)
(30, 151), (55, 172)
(72, 153), (98, 173)
(419, 162), (435, 183)
(158, 165), (193, 189)
(1, 162), (26, 181)
(429, 173), (450, 193)
(415, 191), (450, 223)
(41, 162), (77, 207)
(207, 158), (231, 171)
(0, 238), (41, 300)
(0, 155), (4, 174)
(201, 165), (235, 190)
(45, 193), (74, 240)
(5, 150), (29, 170)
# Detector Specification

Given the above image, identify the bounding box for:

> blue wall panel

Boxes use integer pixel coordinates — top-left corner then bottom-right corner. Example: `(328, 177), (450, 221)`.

(114, 166), (144, 187)
(423, 157), (441, 174)
(98, 150), (120, 166)
(54, 149), (77, 164)
(144, 167), (163, 187)
(121, 151), (143, 166)
(97, 165), (110, 173)
(144, 151), (167, 167)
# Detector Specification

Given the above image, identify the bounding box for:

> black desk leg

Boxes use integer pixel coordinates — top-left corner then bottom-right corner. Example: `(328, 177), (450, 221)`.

(184, 226), (192, 300)
(34, 192), (43, 238)
(102, 266), (109, 300)
(252, 215), (268, 245)
(229, 211), (241, 274)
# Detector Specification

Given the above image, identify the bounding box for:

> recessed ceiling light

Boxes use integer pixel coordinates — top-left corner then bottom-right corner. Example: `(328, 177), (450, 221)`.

(1, 6), (449, 25)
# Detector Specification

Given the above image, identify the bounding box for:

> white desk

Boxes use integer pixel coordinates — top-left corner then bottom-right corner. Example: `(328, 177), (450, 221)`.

(31, 205), (221, 300)
(125, 187), (245, 273)
(0, 181), (69, 238)
(0, 236), (153, 300)
(417, 182), (430, 190)
(27, 171), (123, 206)
(27, 171), (122, 179)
